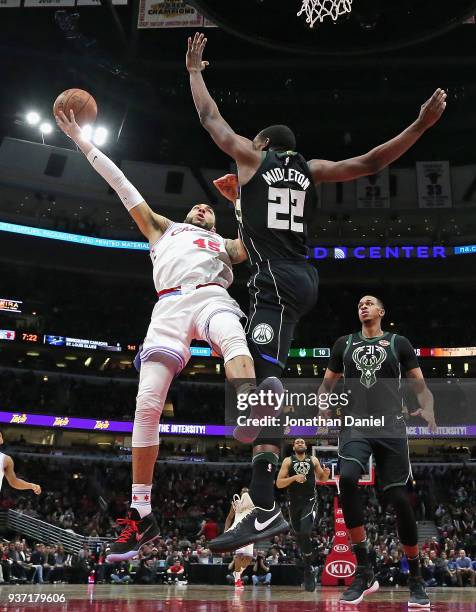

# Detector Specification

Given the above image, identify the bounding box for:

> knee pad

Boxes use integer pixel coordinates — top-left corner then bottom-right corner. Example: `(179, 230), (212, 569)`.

(132, 359), (174, 448)
(132, 390), (164, 447)
(208, 312), (251, 364)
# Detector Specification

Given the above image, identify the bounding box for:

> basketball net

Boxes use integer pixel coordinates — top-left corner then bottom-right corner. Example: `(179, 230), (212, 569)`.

(297, 0), (353, 28)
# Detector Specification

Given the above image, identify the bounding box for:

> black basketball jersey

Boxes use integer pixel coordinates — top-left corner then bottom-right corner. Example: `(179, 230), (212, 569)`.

(237, 150), (318, 266)
(327, 331), (420, 418)
(287, 453), (316, 502)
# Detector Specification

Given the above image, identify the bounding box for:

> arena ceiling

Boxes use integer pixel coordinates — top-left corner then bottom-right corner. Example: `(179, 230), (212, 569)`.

(0, 2), (475, 173)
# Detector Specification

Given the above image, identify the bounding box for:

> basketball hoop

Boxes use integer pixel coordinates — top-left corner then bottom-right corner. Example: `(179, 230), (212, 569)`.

(297, 0), (353, 28)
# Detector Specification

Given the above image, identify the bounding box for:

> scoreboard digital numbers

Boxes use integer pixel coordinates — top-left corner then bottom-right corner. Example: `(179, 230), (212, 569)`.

(22, 333), (39, 343)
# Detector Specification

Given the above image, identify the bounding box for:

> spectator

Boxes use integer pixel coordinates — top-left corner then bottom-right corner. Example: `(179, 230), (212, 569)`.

(455, 549), (475, 587)
(50, 544), (70, 584)
(252, 552), (271, 586)
(110, 562), (131, 585)
(43, 545), (55, 583)
(8, 542), (28, 583)
(266, 547), (282, 566)
(434, 552), (454, 586)
(30, 543), (46, 584)
(166, 556), (186, 583)
(135, 558), (156, 585)
(198, 517), (219, 542)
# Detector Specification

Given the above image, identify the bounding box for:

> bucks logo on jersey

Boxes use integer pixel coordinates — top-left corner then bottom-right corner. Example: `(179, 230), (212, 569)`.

(352, 344), (387, 389)
(292, 459), (311, 476)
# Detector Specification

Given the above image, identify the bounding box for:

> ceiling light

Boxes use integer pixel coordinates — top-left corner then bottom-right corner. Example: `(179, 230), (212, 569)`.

(26, 111), (40, 125)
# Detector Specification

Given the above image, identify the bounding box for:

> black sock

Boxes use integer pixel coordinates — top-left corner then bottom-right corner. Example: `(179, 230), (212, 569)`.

(303, 553), (313, 567)
(408, 555), (422, 578)
(352, 542), (370, 567)
(249, 457), (277, 509)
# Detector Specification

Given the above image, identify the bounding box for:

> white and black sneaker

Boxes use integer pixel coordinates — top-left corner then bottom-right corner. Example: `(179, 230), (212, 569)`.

(408, 577), (431, 608)
(105, 508), (159, 563)
(339, 565), (379, 604)
(209, 500), (288, 552)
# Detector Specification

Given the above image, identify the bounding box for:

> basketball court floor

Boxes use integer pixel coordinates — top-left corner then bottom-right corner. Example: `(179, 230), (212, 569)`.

(1, 584), (475, 611)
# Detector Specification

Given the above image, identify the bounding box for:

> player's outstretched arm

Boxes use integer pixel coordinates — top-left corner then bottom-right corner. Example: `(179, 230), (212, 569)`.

(3, 456), (41, 494)
(406, 368), (437, 433)
(55, 110), (170, 243)
(187, 33), (258, 166)
(308, 88), (447, 184)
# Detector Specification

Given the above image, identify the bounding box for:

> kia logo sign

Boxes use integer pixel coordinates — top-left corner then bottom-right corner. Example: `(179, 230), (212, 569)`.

(335, 518), (345, 524)
(334, 544), (349, 553)
(336, 531), (347, 537)
(326, 560), (356, 578)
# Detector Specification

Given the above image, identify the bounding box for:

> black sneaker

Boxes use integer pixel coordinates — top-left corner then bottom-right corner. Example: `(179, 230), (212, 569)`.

(303, 565), (316, 592)
(105, 508), (159, 562)
(339, 565), (379, 604)
(233, 376), (284, 444)
(209, 502), (289, 552)
(408, 577), (430, 608)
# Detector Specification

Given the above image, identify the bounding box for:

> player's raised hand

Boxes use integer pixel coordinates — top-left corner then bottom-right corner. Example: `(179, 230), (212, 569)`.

(187, 32), (209, 73)
(55, 109), (82, 142)
(213, 174), (239, 204)
(409, 407), (437, 434)
(417, 88), (447, 130)
(321, 467), (331, 482)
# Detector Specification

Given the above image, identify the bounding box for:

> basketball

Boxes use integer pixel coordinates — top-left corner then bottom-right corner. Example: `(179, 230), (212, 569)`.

(53, 89), (97, 127)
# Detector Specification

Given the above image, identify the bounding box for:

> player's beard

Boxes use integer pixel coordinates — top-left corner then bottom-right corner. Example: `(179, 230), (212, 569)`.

(186, 215), (214, 231)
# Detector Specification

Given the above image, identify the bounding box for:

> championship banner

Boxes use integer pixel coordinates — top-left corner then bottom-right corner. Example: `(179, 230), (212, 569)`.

(416, 161), (453, 208)
(356, 167), (390, 208)
(138, 0), (216, 29)
(0, 0), (21, 7)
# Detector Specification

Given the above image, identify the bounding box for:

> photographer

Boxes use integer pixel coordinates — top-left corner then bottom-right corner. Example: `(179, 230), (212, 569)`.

(251, 552), (271, 587)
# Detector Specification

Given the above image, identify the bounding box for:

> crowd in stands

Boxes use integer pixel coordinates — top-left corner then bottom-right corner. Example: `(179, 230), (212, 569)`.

(0, 457), (475, 585)
(0, 370), (223, 423)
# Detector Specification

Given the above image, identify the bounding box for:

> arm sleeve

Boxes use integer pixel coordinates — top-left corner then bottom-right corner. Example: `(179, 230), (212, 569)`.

(396, 335), (420, 372)
(86, 147), (144, 211)
(326, 336), (348, 373)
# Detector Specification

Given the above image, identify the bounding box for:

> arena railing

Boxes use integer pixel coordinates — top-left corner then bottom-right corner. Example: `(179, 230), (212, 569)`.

(3, 509), (108, 554)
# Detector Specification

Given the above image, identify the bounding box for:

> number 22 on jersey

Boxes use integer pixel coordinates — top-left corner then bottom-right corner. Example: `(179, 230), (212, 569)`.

(267, 187), (305, 232)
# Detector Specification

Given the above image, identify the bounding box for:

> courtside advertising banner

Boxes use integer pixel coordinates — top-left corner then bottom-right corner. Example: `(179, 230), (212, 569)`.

(356, 167), (390, 208)
(416, 160), (453, 208)
(138, 0), (216, 29)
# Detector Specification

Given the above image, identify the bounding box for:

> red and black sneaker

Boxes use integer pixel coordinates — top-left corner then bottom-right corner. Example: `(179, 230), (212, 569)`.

(105, 508), (159, 563)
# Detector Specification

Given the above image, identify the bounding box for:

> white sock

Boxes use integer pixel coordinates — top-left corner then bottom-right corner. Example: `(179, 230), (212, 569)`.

(130, 484), (152, 518)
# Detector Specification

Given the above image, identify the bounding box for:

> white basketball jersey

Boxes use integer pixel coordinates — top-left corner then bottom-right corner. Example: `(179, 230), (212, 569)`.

(149, 223), (234, 293)
(0, 453), (5, 493)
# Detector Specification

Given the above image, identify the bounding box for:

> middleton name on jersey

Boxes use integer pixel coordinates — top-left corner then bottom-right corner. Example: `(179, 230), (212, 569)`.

(262, 167), (311, 190)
